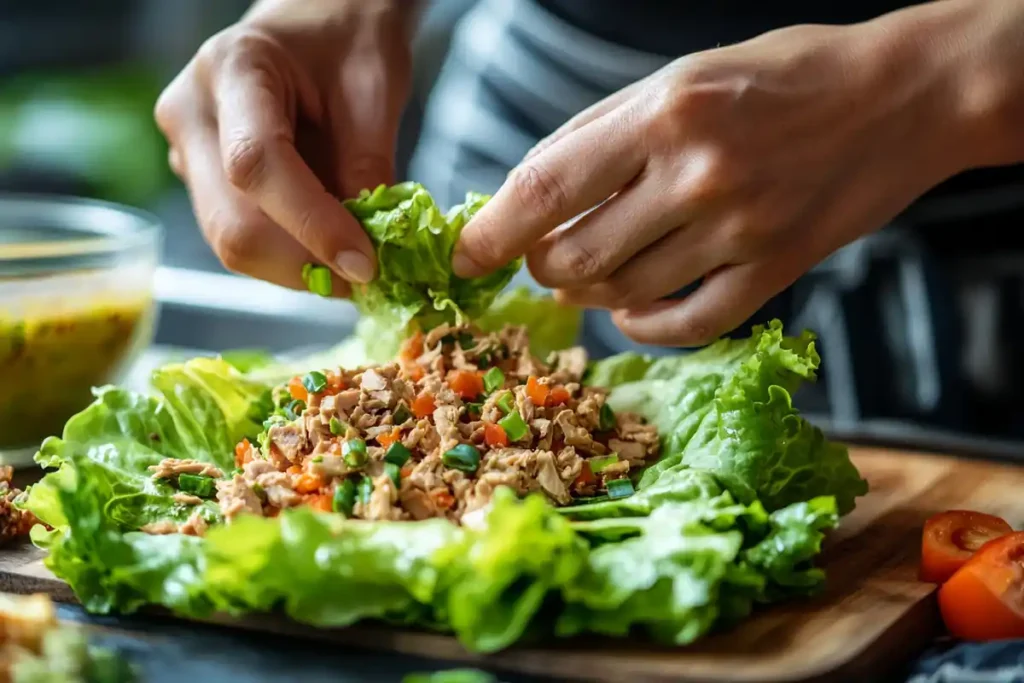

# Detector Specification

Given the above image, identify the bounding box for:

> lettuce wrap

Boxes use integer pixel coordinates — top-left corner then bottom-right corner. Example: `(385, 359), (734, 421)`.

(21, 184), (867, 654)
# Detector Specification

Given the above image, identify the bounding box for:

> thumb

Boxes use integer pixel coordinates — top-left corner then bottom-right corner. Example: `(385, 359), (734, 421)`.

(331, 56), (406, 198)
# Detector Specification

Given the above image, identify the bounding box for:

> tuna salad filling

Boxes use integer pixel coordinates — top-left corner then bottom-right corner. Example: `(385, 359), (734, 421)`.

(147, 324), (659, 531)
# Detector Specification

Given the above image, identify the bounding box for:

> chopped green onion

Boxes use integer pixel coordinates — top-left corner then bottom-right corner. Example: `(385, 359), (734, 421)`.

(384, 442), (411, 467)
(329, 416), (344, 436)
(498, 411), (528, 442)
(301, 263), (314, 287)
(392, 404), (412, 425)
(305, 265), (333, 297)
(284, 399), (305, 420)
(357, 475), (373, 505)
(606, 478), (634, 499)
(599, 403), (616, 431)
(332, 478), (356, 516)
(496, 391), (515, 414)
(442, 443), (481, 472)
(588, 454), (619, 474)
(384, 462), (401, 487)
(252, 482), (265, 497)
(483, 367), (505, 393)
(466, 402), (483, 418)
(302, 370), (327, 394)
(458, 332), (476, 349)
(178, 473), (216, 498)
(232, 467), (243, 476)
(311, 455), (324, 464)
(342, 438), (368, 467)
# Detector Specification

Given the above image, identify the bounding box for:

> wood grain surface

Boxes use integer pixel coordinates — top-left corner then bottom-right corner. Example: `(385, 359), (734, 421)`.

(3, 447), (1022, 683)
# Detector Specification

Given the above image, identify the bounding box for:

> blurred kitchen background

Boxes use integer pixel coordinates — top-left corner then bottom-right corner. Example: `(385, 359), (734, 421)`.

(4, 0), (1024, 452)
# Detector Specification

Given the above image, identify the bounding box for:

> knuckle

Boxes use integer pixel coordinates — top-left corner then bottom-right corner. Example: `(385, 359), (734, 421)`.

(559, 242), (605, 282)
(223, 135), (268, 192)
(672, 313), (719, 347)
(208, 214), (259, 274)
(510, 163), (569, 219)
(462, 225), (506, 270)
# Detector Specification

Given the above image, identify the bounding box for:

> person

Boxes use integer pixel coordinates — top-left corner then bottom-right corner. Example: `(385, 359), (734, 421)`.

(154, 0), (1024, 351)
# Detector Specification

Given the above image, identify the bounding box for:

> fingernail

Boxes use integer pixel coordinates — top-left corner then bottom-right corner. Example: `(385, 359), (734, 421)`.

(452, 245), (482, 278)
(335, 250), (374, 284)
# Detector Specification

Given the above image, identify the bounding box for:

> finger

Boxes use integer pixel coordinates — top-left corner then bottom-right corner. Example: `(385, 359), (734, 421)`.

(212, 57), (376, 284)
(177, 122), (350, 296)
(612, 252), (805, 347)
(552, 220), (723, 308)
(525, 173), (689, 288)
(523, 75), (651, 163)
(330, 54), (403, 198)
(454, 106), (647, 278)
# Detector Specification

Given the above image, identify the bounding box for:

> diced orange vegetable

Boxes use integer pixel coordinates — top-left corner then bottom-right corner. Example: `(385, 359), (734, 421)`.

(325, 371), (345, 394)
(526, 376), (550, 406)
(307, 493), (333, 513)
(234, 438), (253, 467)
(288, 376), (307, 402)
(484, 423), (509, 447)
(399, 330), (425, 362)
(412, 392), (436, 419)
(449, 370), (485, 400)
(547, 386), (571, 406)
(286, 465), (302, 475)
(433, 490), (455, 510)
(295, 472), (323, 494)
(574, 461), (596, 488)
(378, 428), (402, 449)
(401, 463), (415, 479)
(406, 364), (425, 381)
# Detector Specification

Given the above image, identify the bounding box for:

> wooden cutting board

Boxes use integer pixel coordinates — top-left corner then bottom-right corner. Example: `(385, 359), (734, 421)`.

(3, 446), (1023, 683)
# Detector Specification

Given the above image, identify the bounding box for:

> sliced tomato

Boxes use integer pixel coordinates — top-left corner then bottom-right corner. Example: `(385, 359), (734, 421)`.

(526, 376), (549, 406)
(449, 370), (485, 400)
(939, 531), (1024, 641)
(412, 392), (436, 419)
(287, 376), (308, 402)
(484, 422), (509, 447)
(920, 510), (1013, 584)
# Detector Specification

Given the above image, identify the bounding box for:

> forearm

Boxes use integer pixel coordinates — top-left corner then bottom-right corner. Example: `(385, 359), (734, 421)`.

(868, 0), (1024, 171)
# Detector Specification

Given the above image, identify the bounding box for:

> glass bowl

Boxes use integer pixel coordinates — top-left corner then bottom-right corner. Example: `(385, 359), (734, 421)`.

(0, 194), (161, 468)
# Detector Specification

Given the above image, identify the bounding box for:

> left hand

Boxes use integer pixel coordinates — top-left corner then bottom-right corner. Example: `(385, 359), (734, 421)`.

(452, 8), (980, 346)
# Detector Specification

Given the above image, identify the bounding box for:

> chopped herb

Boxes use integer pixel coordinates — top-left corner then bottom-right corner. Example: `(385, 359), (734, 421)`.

(589, 454), (619, 474)
(599, 403), (616, 431)
(466, 402), (483, 418)
(302, 370), (327, 394)
(607, 478), (634, 499)
(483, 367), (505, 393)
(498, 411), (528, 442)
(392, 404), (412, 425)
(178, 473), (216, 498)
(384, 462), (402, 487)
(329, 416), (344, 436)
(312, 455), (324, 463)
(301, 262), (314, 287)
(305, 264), (333, 297)
(332, 478), (356, 516)
(342, 438), (368, 467)
(384, 442), (412, 467)
(496, 391), (515, 414)
(252, 482), (265, 498)
(232, 467), (243, 476)
(443, 444), (481, 472)
(357, 475), (373, 504)
(285, 399), (306, 420)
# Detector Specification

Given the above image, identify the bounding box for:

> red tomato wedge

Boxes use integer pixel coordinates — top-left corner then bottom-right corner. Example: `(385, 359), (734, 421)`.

(939, 531), (1024, 641)
(920, 510), (1013, 584)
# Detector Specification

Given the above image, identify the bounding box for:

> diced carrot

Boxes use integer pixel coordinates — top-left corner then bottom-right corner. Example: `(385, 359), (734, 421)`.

(324, 371), (345, 394)
(399, 330), (425, 363)
(405, 364), (425, 381)
(378, 427), (402, 449)
(412, 392), (436, 419)
(433, 490), (455, 510)
(288, 376), (307, 402)
(286, 465), (302, 475)
(295, 472), (324, 495)
(307, 493), (333, 513)
(234, 438), (253, 467)
(401, 463), (415, 479)
(526, 376), (550, 406)
(547, 386), (571, 407)
(448, 370), (484, 401)
(574, 461), (596, 488)
(484, 423), (509, 447)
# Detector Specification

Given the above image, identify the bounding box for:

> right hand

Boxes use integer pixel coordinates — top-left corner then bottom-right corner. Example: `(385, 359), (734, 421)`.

(155, 0), (415, 293)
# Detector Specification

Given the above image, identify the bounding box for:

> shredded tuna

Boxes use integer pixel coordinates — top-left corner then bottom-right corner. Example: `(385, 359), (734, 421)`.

(149, 458), (223, 480)
(140, 520), (178, 535)
(216, 475), (262, 521)
(172, 493), (204, 506)
(179, 510), (209, 537)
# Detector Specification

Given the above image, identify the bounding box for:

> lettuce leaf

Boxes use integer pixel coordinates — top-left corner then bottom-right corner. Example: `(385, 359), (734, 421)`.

(591, 321), (868, 514)
(343, 183), (520, 331)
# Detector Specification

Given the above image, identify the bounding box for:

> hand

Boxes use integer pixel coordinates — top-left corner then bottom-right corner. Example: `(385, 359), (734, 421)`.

(453, 5), (989, 346)
(156, 0), (416, 293)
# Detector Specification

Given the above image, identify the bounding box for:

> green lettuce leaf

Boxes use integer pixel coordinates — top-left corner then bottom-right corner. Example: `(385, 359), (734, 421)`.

(343, 182), (520, 331)
(592, 321), (867, 514)
(474, 287), (582, 359)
